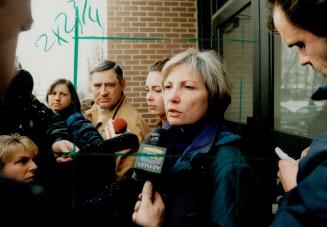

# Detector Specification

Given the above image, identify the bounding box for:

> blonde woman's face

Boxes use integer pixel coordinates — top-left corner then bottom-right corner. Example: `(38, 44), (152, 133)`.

(48, 84), (72, 112)
(163, 64), (208, 125)
(2, 149), (37, 183)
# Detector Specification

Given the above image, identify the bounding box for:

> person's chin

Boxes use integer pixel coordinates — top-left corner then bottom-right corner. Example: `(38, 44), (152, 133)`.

(150, 109), (159, 115)
(167, 118), (183, 126)
(99, 103), (112, 109)
(24, 177), (35, 183)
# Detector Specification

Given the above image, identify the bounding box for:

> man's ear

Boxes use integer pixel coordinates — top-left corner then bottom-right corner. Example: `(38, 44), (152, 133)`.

(121, 79), (126, 90)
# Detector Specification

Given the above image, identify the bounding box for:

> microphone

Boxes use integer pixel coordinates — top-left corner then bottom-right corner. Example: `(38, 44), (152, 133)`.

(133, 128), (168, 185)
(104, 117), (128, 139)
(85, 132), (139, 154)
(66, 112), (139, 154)
(113, 117), (128, 134)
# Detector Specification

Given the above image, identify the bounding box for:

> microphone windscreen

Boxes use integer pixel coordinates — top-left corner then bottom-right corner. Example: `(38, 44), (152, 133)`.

(113, 117), (128, 134)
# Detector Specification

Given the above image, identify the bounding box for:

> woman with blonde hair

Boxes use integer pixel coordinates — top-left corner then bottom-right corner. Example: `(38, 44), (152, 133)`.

(0, 133), (38, 183)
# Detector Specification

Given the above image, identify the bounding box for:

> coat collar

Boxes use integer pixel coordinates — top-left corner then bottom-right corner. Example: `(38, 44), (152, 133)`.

(168, 120), (240, 172)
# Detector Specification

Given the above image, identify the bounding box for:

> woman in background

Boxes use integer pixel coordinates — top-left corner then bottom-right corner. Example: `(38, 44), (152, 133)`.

(46, 78), (81, 116)
(145, 59), (170, 128)
(0, 133), (38, 183)
(45, 79), (82, 162)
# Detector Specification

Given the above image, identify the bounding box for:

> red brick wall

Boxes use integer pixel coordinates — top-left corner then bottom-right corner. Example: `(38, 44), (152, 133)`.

(106, 0), (197, 128)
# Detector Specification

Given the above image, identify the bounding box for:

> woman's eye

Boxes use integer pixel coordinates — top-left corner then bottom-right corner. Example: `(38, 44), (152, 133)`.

(16, 157), (29, 165)
(185, 85), (194, 90)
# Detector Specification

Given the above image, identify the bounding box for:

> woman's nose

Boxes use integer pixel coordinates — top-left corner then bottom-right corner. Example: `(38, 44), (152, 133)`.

(166, 88), (180, 103)
(146, 91), (153, 101)
(29, 160), (38, 172)
(54, 94), (60, 100)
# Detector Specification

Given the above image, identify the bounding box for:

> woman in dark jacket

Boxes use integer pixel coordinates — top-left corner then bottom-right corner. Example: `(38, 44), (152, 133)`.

(46, 78), (104, 150)
(133, 48), (262, 227)
(46, 79), (117, 218)
(45, 79), (87, 158)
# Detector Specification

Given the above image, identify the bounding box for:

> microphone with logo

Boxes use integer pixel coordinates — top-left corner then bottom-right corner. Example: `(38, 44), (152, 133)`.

(132, 128), (168, 189)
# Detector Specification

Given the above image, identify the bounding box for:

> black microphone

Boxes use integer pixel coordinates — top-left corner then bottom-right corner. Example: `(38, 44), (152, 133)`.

(133, 128), (168, 185)
(66, 112), (139, 154)
(83, 132), (139, 154)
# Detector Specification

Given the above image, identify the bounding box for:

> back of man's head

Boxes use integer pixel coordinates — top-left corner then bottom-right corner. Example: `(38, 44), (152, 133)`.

(267, 0), (327, 37)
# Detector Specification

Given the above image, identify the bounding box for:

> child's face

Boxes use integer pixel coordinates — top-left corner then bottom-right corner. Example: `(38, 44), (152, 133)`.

(2, 149), (37, 183)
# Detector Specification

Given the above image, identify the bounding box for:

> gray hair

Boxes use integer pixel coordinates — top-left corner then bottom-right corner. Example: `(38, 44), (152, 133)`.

(89, 60), (124, 82)
(162, 48), (232, 116)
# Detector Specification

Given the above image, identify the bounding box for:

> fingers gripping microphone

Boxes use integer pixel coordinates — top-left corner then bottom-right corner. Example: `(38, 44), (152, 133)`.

(133, 128), (168, 184)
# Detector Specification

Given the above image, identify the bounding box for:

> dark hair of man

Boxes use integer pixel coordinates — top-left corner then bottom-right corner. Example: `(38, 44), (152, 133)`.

(0, 0), (5, 8)
(89, 60), (124, 82)
(149, 58), (170, 72)
(267, 0), (327, 37)
(45, 78), (81, 112)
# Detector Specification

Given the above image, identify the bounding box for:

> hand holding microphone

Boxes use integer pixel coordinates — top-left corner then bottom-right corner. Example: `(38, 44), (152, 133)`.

(132, 181), (165, 227)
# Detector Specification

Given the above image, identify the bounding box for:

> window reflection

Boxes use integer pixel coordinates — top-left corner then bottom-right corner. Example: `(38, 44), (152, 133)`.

(220, 6), (254, 124)
(274, 36), (327, 138)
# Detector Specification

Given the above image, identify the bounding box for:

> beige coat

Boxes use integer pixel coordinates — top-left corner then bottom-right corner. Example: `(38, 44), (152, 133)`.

(85, 95), (151, 179)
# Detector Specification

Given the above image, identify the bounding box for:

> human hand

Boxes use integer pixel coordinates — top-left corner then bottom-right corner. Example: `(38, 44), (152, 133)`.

(277, 159), (299, 192)
(132, 181), (165, 227)
(52, 140), (79, 163)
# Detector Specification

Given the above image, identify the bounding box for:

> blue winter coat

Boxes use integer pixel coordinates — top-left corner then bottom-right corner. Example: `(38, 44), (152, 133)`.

(271, 131), (327, 226)
(161, 119), (261, 227)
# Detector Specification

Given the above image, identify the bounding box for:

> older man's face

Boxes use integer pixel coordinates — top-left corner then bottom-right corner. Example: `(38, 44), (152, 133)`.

(0, 0), (33, 95)
(273, 6), (327, 77)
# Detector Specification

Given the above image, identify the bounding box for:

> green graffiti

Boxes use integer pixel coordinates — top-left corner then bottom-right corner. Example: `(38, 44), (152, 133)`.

(35, 0), (102, 52)
(35, 33), (55, 52)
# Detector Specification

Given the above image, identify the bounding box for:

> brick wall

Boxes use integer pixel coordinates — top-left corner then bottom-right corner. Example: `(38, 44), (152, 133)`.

(106, 0), (197, 128)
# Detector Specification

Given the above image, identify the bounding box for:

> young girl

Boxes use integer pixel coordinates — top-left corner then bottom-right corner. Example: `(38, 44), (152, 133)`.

(0, 133), (38, 183)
